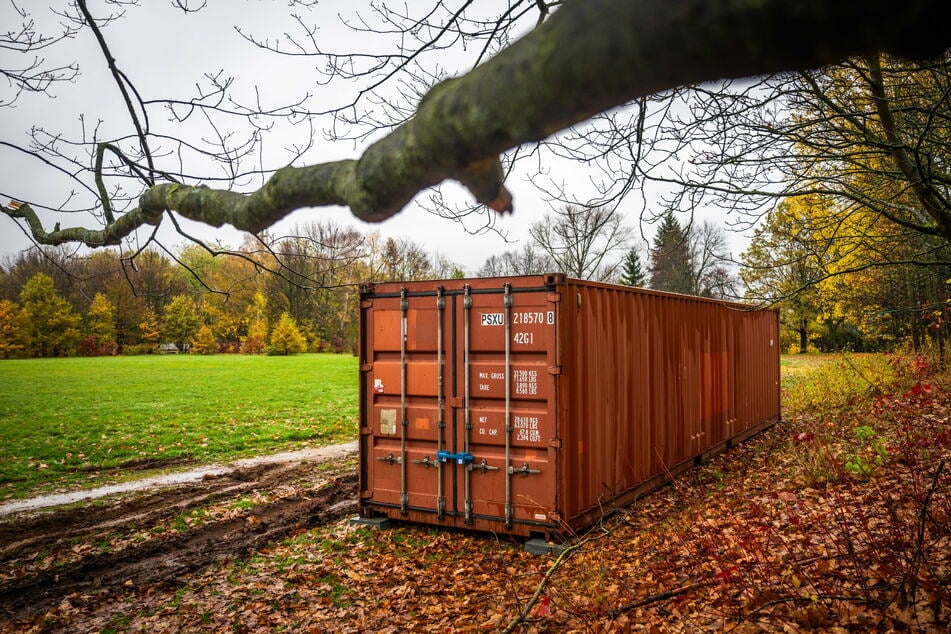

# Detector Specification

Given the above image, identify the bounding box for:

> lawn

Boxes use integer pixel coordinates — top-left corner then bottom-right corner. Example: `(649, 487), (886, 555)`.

(780, 352), (911, 413)
(0, 354), (358, 500)
(0, 351), (914, 501)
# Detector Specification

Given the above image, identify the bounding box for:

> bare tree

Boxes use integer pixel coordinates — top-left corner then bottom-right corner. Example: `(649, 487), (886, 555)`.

(3, 0), (949, 257)
(1, 2), (80, 108)
(478, 243), (553, 278)
(529, 204), (631, 280)
(690, 220), (737, 299)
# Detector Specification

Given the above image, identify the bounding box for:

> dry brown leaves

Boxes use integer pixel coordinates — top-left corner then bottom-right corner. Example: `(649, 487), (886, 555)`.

(2, 376), (948, 633)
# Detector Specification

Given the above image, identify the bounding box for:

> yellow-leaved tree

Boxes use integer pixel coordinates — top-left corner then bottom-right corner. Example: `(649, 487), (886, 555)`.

(268, 312), (307, 356)
(242, 292), (269, 355)
(190, 325), (218, 355)
(0, 299), (30, 359)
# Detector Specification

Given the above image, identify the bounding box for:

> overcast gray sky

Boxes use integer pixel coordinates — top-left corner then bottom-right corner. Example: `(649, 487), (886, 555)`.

(0, 1), (743, 273)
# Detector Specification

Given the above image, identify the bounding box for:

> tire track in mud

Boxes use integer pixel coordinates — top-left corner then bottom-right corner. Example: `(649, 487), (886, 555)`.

(0, 470), (358, 621)
(0, 462), (308, 559)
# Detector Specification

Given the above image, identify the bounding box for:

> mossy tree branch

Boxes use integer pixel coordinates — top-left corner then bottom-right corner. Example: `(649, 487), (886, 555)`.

(5, 0), (951, 248)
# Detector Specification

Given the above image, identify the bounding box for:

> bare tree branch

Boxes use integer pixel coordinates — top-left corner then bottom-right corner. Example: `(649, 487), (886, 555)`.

(5, 0), (951, 249)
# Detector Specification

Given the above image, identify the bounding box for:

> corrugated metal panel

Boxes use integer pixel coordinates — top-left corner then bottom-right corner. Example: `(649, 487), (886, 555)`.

(358, 275), (780, 538)
(555, 281), (780, 528)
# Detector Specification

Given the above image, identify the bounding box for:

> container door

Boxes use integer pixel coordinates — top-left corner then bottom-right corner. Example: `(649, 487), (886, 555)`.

(363, 288), (447, 516)
(362, 282), (559, 532)
(459, 284), (558, 530)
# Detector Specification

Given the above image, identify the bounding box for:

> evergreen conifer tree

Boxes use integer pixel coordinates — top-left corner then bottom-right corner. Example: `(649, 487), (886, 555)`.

(619, 249), (647, 287)
(649, 212), (696, 294)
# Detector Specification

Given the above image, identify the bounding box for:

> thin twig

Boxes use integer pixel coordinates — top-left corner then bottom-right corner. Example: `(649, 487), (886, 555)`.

(502, 539), (585, 633)
(608, 579), (716, 618)
(895, 460), (946, 606)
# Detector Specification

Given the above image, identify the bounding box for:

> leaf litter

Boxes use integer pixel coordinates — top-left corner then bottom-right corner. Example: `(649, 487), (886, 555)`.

(0, 370), (947, 632)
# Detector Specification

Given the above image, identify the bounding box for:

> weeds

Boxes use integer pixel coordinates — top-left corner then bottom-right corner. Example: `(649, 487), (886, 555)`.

(516, 353), (949, 631)
(781, 352), (906, 412)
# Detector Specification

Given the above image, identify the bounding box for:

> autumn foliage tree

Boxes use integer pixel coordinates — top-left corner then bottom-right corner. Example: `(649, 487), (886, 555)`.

(0, 299), (29, 359)
(742, 195), (951, 352)
(268, 312), (307, 356)
(241, 292), (269, 355)
(81, 292), (117, 355)
(161, 295), (200, 353)
(19, 273), (81, 357)
(190, 325), (218, 355)
(137, 307), (161, 354)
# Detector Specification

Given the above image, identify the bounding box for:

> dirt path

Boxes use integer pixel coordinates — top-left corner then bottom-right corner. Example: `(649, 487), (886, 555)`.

(0, 443), (359, 624)
(0, 441), (358, 517)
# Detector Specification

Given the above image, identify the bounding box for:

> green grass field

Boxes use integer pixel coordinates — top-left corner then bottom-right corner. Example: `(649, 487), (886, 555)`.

(0, 354), (358, 500)
(0, 351), (917, 502)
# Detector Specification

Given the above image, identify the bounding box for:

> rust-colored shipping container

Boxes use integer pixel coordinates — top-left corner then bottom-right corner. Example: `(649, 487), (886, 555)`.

(358, 274), (780, 538)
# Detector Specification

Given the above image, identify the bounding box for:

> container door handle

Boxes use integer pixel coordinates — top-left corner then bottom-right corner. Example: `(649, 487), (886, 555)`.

(377, 453), (402, 465)
(508, 462), (541, 476)
(412, 456), (440, 469)
(468, 458), (500, 473)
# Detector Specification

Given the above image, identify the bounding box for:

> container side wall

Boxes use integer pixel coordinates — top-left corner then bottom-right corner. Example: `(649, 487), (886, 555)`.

(557, 283), (780, 526)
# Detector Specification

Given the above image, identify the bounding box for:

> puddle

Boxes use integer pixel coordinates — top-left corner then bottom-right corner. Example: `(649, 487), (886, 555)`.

(0, 440), (358, 517)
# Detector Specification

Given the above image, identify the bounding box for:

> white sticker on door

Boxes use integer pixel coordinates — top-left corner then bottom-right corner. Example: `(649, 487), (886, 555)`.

(380, 409), (397, 435)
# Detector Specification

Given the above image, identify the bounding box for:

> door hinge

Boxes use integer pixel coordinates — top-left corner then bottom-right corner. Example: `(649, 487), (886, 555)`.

(548, 365), (562, 375)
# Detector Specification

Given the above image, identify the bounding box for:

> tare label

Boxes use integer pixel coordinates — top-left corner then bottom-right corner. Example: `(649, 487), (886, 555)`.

(480, 312), (504, 326)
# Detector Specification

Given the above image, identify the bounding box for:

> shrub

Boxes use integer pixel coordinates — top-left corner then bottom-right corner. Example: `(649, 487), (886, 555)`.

(241, 334), (266, 355)
(786, 342), (820, 355)
(77, 335), (115, 357)
(190, 325), (218, 355)
(268, 313), (306, 356)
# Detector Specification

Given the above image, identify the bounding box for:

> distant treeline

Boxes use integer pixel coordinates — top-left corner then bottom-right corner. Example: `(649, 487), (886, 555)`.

(0, 223), (466, 358)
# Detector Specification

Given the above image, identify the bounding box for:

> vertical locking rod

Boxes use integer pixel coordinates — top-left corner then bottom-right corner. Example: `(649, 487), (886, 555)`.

(463, 284), (473, 524)
(435, 286), (445, 518)
(399, 287), (408, 513)
(503, 283), (514, 528)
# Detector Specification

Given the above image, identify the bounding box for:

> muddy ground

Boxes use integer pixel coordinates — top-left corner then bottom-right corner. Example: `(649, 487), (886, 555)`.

(0, 453), (358, 627)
